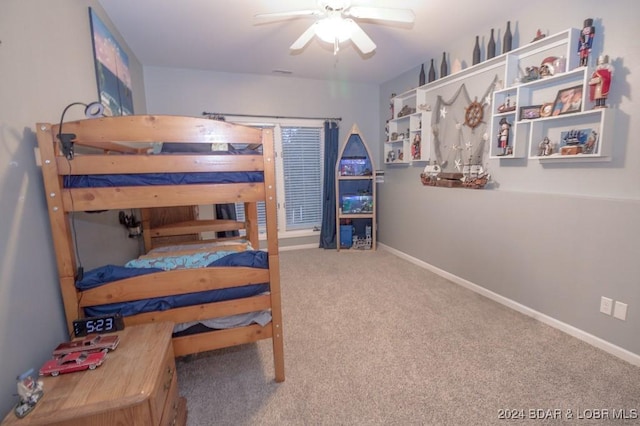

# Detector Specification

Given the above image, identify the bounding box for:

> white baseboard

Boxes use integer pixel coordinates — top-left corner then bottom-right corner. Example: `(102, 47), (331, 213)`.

(278, 243), (318, 252)
(379, 243), (640, 367)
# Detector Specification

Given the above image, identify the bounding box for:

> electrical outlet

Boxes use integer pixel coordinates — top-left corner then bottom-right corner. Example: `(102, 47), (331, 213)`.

(614, 301), (628, 321)
(600, 297), (613, 315)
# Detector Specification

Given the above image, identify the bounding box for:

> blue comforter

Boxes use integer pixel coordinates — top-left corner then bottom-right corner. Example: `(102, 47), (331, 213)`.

(78, 250), (269, 317)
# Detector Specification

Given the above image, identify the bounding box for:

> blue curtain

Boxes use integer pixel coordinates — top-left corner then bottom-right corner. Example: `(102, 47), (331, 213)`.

(319, 121), (339, 249)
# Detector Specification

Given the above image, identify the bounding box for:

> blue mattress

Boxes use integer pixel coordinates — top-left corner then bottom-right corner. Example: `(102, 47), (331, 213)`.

(65, 146), (264, 188)
(78, 250), (269, 317)
(64, 171), (263, 188)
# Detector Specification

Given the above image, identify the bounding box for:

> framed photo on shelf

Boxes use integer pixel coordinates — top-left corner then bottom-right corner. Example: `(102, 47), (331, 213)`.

(520, 105), (542, 120)
(552, 85), (583, 116)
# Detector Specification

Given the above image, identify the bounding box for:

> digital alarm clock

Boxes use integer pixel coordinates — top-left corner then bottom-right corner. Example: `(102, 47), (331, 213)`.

(73, 314), (124, 337)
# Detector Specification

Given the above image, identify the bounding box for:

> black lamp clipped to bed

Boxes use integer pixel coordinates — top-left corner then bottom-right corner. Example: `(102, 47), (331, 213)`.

(56, 101), (104, 159)
(55, 101), (106, 282)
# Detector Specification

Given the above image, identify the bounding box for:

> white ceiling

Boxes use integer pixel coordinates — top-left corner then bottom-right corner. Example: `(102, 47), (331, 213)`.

(98, 0), (524, 84)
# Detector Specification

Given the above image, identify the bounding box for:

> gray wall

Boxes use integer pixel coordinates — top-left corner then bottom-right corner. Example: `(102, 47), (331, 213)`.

(379, 0), (640, 357)
(0, 0), (146, 416)
(143, 66), (380, 164)
(143, 66), (380, 248)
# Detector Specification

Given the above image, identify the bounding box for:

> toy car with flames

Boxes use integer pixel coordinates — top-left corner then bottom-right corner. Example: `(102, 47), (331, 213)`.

(39, 350), (107, 377)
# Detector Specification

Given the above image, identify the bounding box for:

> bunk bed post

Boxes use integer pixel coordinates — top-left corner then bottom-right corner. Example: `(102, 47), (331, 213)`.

(36, 123), (80, 334)
(261, 128), (285, 382)
(243, 202), (259, 249)
(140, 208), (153, 252)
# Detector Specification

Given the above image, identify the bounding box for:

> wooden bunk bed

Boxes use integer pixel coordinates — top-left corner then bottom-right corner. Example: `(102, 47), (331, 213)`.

(35, 115), (284, 382)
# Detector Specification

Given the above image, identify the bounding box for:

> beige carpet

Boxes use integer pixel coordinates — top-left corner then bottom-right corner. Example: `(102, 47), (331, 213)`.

(177, 248), (640, 425)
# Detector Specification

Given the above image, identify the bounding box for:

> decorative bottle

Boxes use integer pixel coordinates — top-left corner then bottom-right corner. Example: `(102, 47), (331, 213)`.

(472, 36), (481, 65)
(440, 52), (448, 78)
(503, 21), (512, 53)
(419, 64), (426, 86)
(487, 28), (496, 59)
(428, 59), (436, 82)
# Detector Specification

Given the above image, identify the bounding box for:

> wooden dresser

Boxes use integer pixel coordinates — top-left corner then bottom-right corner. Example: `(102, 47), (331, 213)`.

(2, 322), (187, 426)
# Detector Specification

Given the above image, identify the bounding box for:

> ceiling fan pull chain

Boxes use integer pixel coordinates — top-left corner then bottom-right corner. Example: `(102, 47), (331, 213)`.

(334, 38), (340, 55)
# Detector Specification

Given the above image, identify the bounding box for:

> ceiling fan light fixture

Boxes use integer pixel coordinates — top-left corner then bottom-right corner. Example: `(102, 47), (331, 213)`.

(314, 17), (354, 43)
(259, 2), (413, 56)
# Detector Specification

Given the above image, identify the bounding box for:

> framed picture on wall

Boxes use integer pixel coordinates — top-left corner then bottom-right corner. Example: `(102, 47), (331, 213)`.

(88, 7), (134, 116)
(552, 85), (583, 116)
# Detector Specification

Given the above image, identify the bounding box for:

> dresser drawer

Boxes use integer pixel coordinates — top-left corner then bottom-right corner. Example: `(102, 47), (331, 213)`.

(150, 344), (176, 424)
(159, 373), (179, 426)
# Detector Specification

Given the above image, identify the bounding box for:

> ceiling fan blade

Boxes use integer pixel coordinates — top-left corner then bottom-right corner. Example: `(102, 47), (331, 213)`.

(290, 23), (318, 51)
(255, 9), (322, 20)
(347, 6), (415, 23)
(348, 21), (376, 54)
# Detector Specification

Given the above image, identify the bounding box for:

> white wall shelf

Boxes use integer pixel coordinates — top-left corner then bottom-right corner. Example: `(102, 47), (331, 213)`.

(487, 27), (615, 162)
(385, 111), (432, 165)
(384, 27), (616, 168)
(527, 108), (614, 161)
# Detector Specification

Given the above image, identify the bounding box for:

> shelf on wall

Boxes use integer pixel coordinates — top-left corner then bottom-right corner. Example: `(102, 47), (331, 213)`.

(385, 109), (431, 165)
(486, 28), (614, 162)
(385, 27), (616, 172)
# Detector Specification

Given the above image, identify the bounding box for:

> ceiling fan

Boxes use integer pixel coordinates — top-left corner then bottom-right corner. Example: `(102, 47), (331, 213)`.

(255, 1), (415, 55)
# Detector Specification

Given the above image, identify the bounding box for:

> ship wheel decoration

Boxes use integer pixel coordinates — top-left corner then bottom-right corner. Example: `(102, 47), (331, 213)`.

(464, 97), (484, 130)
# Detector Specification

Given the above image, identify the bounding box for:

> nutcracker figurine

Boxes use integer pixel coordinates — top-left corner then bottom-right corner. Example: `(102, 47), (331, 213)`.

(578, 18), (595, 67)
(589, 55), (614, 108)
(497, 117), (511, 156)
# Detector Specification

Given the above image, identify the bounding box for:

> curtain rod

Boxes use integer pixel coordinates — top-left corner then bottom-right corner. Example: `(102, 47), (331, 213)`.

(202, 111), (341, 121)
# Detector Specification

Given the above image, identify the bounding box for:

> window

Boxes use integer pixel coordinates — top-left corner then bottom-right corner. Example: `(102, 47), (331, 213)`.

(233, 120), (325, 237)
(280, 126), (324, 230)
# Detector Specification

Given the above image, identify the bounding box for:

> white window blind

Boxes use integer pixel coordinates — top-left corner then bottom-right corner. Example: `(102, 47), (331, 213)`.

(233, 122), (324, 235)
(281, 126), (323, 230)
